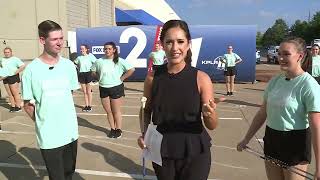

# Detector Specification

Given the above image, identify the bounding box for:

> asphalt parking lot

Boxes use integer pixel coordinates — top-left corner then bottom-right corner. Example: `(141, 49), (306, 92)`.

(0, 61), (316, 180)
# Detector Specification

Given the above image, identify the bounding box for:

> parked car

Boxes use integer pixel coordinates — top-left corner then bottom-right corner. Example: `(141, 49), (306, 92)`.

(256, 50), (261, 64)
(312, 39), (320, 47)
(267, 46), (279, 64)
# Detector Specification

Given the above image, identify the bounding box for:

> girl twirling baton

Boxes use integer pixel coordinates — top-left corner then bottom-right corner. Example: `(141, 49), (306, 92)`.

(237, 37), (320, 180)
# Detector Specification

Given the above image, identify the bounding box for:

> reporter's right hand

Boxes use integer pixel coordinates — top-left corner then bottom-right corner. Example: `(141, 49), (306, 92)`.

(237, 139), (249, 152)
(137, 136), (147, 149)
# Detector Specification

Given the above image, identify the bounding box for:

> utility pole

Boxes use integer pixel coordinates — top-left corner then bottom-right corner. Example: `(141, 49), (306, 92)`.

(308, 10), (311, 22)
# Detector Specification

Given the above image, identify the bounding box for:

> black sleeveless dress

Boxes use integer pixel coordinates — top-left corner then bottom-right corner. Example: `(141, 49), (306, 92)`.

(151, 64), (212, 159)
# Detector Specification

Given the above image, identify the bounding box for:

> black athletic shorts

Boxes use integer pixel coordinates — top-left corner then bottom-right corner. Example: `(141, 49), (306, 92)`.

(263, 126), (311, 166)
(99, 83), (125, 99)
(78, 72), (93, 84)
(224, 66), (236, 76)
(3, 74), (20, 84)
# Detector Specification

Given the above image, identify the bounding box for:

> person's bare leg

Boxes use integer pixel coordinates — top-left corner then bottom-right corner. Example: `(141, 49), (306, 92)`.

(80, 83), (88, 107)
(101, 97), (115, 130)
(4, 83), (15, 108)
(230, 75), (235, 93)
(110, 97), (123, 130)
(9, 83), (21, 108)
(265, 161), (285, 180)
(86, 84), (92, 107)
(225, 76), (230, 94)
(283, 164), (308, 180)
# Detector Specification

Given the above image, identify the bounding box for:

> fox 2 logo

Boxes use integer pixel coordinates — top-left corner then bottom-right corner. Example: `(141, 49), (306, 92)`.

(92, 46), (104, 54)
(92, 46), (121, 55)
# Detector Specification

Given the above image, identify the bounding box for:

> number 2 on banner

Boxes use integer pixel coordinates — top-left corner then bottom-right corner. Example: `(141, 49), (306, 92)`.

(119, 27), (147, 68)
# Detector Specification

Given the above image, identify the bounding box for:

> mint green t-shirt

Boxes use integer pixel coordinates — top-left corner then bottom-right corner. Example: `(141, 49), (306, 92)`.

(223, 53), (241, 67)
(264, 73), (320, 131)
(0, 56), (24, 76)
(74, 53), (97, 72)
(0, 67), (9, 77)
(149, 50), (166, 65)
(312, 55), (320, 77)
(92, 57), (134, 88)
(22, 57), (80, 149)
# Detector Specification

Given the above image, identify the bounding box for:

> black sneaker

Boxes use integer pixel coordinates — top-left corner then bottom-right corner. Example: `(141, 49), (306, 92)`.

(87, 106), (92, 112)
(9, 107), (15, 112)
(230, 92), (234, 96)
(114, 129), (122, 139)
(226, 92), (230, 96)
(107, 129), (116, 138)
(82, 106), (88, 112)
(15, 107), (22, 112)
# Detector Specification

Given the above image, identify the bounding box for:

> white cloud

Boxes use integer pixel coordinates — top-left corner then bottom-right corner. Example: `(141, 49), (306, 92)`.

(259, 10), (275, 18)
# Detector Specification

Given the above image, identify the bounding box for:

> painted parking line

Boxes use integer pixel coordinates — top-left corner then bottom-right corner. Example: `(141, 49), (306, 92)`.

(0, 130), (138, 141)
(0, 162), (222, 180)
(78, 113), (243, 121)
(1, 121), (33, 128)
(124, 96), (142, 99)
(218, 104), (247, 108)
(212, 161), (248, 170)
(0, 162), (156, 179)
(0, 130), (242, 152)
(219, 118), (242, 120)
(77, 113), (139, 117)
(213, 144), (236, 151)
(82, 137), (140, 150)
(125, 92), (143, 95)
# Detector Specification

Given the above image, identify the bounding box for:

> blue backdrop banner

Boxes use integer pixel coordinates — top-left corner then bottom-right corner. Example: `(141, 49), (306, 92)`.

(76, 25), (256, 82)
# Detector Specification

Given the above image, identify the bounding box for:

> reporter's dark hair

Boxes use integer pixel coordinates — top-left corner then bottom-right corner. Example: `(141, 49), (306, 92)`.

(104, 42), (119, 64)
(38, 20), (62, 38)
(160, 20), (192, 65)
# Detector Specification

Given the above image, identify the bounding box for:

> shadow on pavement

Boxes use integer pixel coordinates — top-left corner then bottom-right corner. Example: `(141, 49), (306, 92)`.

(224, 99), (261, 108)
(124, 87), (143, 93)
(82, 142), (154, 179)
(77, 116), (110, 135)
(243, 88), (265, 92)
(0, 98), (11, 111)
(0, 140), (84, 180)
(0, 140), (39, 180)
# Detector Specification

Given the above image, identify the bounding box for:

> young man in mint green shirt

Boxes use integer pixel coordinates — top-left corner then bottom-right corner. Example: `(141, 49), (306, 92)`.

(22, 20), (79, 180)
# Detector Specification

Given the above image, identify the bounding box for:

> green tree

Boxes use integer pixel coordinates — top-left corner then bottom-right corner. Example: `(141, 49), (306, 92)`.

(262, 18), (289, 47)
(256, 31), (263, 48)
(309, 11), (320, 42)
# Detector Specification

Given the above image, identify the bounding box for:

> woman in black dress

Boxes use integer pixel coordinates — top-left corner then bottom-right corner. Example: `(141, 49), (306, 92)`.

(137, 20), (220, 180)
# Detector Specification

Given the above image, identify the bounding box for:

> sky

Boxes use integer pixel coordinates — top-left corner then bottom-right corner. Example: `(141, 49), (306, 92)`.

(165, 0), (320, 33)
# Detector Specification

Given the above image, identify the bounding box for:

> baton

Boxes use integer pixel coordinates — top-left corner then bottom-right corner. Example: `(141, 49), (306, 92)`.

(140, 96), (147, 179)
(244, 146), (314, 180)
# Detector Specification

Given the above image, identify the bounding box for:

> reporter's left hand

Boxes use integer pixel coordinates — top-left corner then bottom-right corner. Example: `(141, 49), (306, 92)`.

(202, 97), (225, 117)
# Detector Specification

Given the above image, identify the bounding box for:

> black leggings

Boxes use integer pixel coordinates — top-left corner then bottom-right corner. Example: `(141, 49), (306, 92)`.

(152, 152), (211, 180)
